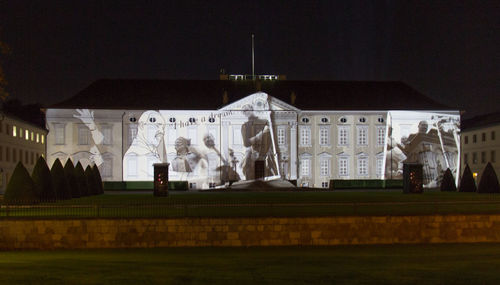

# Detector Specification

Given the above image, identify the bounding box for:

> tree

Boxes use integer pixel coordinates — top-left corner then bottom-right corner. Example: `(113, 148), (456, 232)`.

(440, 168), (457, 191)
(51, 158), (72, 200)
(4, 162), (37, 204)
(459, 164), (477, 192)
(477, 163), (500, 193)
(32, 156), (56, 200)
(64, 159), (81, 198)
(92, 164), (104, 194)
(85, 165), (97, 195)
(74, 162), (89, 196)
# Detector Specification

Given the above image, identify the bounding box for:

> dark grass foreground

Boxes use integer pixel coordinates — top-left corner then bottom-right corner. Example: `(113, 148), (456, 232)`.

(2, 191), (500, 218)
(1, 243), (499, 284)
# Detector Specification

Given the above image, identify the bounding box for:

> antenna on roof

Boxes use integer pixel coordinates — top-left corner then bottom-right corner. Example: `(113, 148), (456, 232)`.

(251, 34), (255, 80)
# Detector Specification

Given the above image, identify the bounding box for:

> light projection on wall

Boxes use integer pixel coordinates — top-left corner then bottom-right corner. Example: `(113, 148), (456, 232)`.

(385, 111), (460, 187)
(73, 109), (105, 167)
(123, 92), (281, 188)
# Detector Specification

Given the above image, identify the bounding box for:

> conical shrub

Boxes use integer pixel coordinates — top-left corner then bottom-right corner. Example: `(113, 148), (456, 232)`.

(92, 164), (104, 194)
(459, 164), (477, 192)
(4, 162), (38, 204)
(74, 162), (89, 196)
(64, 159), (81, 198)
(51, 158), (72, 200)
(32, 156), (56, 200)
(477, 162), (500, 193)
(440, 168), (457, 192)
(85, 165), (98, 195)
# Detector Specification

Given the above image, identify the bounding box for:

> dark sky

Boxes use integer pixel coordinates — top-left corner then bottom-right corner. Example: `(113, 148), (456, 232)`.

(1, 0), (498, 117)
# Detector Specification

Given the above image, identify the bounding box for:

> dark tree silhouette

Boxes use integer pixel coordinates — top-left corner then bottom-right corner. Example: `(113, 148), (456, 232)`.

(440, 168), (457, 191)
(459, 164), (477, 192)
(4, 162), (37, 204)
(477, 163), (500, 193)
(51, 158), (71, 200)
(64, 159), (81, 198)
(32, 156), (55, 200)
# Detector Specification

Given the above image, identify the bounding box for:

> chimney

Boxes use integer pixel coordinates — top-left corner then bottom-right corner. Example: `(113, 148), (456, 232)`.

(222, 90), (229, 105)
(290, 91), (296, 105)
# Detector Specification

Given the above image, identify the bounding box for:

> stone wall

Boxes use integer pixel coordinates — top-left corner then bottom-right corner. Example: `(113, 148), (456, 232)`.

(1, 215), (500, 250)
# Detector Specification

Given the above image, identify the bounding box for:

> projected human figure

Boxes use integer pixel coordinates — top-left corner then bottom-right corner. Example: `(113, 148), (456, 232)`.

(73, 109), (104, 166)
(203, 133), (240, 183)
(123, 111), (166, 180)
(240, 104), (278, 180)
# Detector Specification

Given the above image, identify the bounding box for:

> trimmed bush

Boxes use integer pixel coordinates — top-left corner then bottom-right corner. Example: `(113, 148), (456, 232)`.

(64, 159), (81, 198)
(51, 158), (72, 200)
(440, 168), (457, 192)
(85, 165), (98, 195)
(32, 156), (56, 200)
(477, 162), (500, 193)
(459, 164), (477, 192)
(4, 162), (38, 204)
(92, 165), (104, 194)
(74, 162), (89, 196)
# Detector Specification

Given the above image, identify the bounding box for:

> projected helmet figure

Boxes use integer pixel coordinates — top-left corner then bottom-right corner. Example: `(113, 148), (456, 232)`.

(123, 110), (166, 180)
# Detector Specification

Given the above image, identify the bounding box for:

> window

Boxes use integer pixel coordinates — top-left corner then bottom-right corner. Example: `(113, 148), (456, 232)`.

(102, 157), (113, 177)
(189, 117), (196, 123)
(30, 152), (34, 165)
(464, 153), (468, 165)
(12, 125), (17, 137)
(492, 151), (496, 163)
(320, 159), (330, 176)
(338, 126), (349, 146)
(277, 127), (286, 145)
(232, 125), (242, 145)
(473, 152), (477, 164)
(321, 117), (328, 123)
(6, 147), (10, 162)
(167, 128), (177, 146)
(41, 135), (45, 144)
(321, 182), (329, 188)
(492, 131), (496, 140)
(338, 157), (349, 176)
(127, 155), (137, 177)
(19, 128), (23, 139)
(102, 126), (112, 145)
(359, 117), (366, 123)
(78, 126), (90, 145)
(149, 117), (156, 123)
(25, 129), (29, 141)
(319, 127), (329, 146)
(464, 136), (468, 144)
(54, 124), (65, 145)
(473, 134), (477, 143)
(299, 126), (311, 146)
(377, 117), (384, 123)
(482, 133), (486, 142)
(481, 151), (486, 163)
(128, 125), (138, 146)
(339, 117), (347, 123)
(300, 159), (311, 177)
(208, 117), (215, 123)
(169, 117), (176, 123)
(19, 149), (22, 163)
(36, 133), (40, 143)
(377, 127), (385, 146)
(376, 157), (383, 177)
(357, 126), (368, 146)
(13, 148), (16, 162)
(188, 127), (197, 145)
(301, 117), (310, 123)
(358, 156), (368, 176)
(31, 131), (34, 141)
(129, 117), (137, 123)
(25, 150), (29, 164)
(6, 124), (9, 135)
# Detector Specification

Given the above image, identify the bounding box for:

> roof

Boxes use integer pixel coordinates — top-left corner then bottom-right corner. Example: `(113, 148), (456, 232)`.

(461, 111), (500, 131)
(50, 79), (453, 111)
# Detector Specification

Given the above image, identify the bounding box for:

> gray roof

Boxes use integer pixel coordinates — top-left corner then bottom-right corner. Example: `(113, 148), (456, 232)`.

(50, 79), (453, 111)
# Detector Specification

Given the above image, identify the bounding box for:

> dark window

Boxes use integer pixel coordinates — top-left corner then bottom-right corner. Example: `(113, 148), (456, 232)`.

(129, 117), (137, 123)
(492, 131), (496, 140)
(208, 117), (215, 123)
(149, 117), (156, 123)
(492, 151), (496, 163)
(169, 117), (176, 123)
(340, 117), (347, 123)
(464, 136), (468, 144)
(473, 152), (477, 164)
(359, 117), (366, 123)
(321, 117), (328, 123)
(378, 117), (384, 123)
(301, 117), (309, 123)
(481, 151), (486, 163)
(464, 153), (468, 165)
(189, 117), (196, 123)
(482, 133), (486, 142)
(473, 134), (477, 143)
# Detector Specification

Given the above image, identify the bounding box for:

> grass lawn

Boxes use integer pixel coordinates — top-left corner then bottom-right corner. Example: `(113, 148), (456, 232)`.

(0, 243), (499, 284)
(2, 191), (500, 218)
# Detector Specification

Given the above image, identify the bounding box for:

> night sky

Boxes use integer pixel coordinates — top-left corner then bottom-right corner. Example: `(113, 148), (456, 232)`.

(1, 0), (498, 118)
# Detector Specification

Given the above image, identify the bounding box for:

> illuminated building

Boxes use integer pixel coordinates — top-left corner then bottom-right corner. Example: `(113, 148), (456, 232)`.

(45, 78), (460, 189)
(461, 112), (500, 183)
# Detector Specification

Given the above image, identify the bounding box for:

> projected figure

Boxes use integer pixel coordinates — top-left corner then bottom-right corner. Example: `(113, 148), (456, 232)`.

(240, 104), (278, 180)
(385, 126), (407, 179)
(73, 109), (104, 166)
(203, 133), (240, 183)
(123, 111), (166, 180)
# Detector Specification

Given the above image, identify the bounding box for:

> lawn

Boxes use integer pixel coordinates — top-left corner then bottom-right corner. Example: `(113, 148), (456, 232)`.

(1, 243), (499, 284)
(1, 190), (500, 218)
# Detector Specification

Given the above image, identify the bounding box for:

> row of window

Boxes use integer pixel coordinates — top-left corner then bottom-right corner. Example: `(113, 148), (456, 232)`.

(54, 124), (113, 145)
(464, 150), (497, 165)
(300, 156), (383, 177)
(298, 126), (385, 147)
(1, 123), (45, 144)
(464, 131), (496, 144)
(0, 145), (43, 165)
(300, 116), (384, 124)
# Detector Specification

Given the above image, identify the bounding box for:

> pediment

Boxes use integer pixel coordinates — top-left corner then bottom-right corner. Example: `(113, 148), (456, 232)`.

(219, 92), (300, 112)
